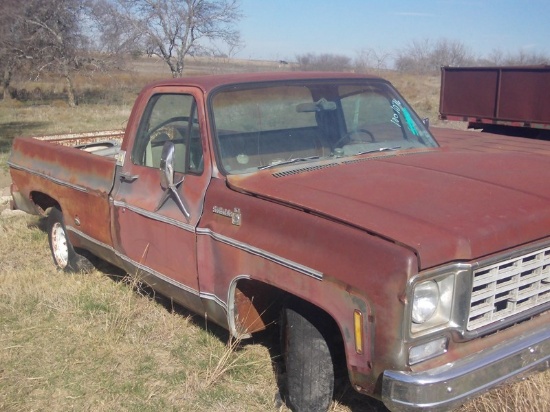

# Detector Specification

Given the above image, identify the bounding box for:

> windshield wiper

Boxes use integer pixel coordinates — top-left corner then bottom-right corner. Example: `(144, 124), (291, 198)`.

(258, 155), (320, 170)
(355, 146), (401, 156)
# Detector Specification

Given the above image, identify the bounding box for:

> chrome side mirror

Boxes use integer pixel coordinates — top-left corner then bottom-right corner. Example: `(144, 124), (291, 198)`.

(422, 117), (430, 129)
(160, 140), (175, 189)
(156, 141), (190, 221)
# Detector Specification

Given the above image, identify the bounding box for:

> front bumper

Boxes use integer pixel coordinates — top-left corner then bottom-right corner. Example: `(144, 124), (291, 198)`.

(381, 322), (550, 411)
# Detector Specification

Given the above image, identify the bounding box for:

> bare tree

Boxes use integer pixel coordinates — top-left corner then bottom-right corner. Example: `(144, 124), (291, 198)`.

(502, 50), (550, 66)
(395, 39), (433, 74)
(430, 39), (474, 69)
(354, 48), (390, 74)
(14, 0), (89, 106)
(112, 0), (242, 77)
(0, 1), (30, 100)
(86, 0), (142, 58)
(484, 49), (505, 66)
(475, 48), (549, 66)
(0, 0), (134, 105)
(294, 53), (352, 72)
(395, 38), (474, 74)
(354, 48), (374, 73)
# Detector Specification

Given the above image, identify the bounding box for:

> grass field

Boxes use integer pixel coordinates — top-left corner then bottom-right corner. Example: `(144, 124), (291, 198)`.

(0, 59), (548, 411)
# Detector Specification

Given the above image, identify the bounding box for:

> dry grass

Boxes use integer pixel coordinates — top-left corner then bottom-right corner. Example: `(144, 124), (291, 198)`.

(0, 61), (548, 411)
(458, 372), (550, 412)
(0, 214), (281, 411)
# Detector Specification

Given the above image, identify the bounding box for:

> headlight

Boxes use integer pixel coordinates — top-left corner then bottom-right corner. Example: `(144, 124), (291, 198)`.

(409, 270), (459, 336)
(412, 281), (439, 324)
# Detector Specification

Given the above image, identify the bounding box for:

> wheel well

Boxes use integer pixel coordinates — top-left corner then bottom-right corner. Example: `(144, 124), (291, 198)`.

(30, 191), (60, 215)
(232, 279), (285, 335)
(232, 279), (344, 353)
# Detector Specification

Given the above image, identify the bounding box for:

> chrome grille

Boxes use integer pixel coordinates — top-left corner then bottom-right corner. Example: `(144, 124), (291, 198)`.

(467, 247), (550, 330)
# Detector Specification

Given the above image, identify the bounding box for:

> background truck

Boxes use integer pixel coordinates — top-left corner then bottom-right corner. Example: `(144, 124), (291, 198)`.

(439, 65), (550, 138)
(9, 72), (550, 412)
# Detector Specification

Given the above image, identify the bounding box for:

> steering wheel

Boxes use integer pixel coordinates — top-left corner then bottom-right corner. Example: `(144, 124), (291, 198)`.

(148, 116), (190, 137)
(334, 128), (375, 148)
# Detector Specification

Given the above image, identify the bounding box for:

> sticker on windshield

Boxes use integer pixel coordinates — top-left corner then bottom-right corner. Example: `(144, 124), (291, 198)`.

(402, 106), (419, 136)
(391, 99), (402, 128)
(391, 99), (419, 136)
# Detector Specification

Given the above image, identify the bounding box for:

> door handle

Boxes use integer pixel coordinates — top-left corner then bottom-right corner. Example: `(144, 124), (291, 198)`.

(120, 171), (139, 182)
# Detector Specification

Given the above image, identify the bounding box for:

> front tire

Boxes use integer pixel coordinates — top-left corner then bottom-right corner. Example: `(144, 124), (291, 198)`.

(47, 207), (91, 273)
(283, 302), (335, 412)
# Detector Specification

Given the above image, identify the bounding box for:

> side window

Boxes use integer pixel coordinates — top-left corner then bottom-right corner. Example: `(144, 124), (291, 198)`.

(132, 94), (203, 174)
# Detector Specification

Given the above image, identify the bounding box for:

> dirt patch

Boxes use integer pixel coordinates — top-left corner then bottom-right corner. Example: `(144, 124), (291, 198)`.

(1, 186), (20, 217)
(0, 173), (10, 188)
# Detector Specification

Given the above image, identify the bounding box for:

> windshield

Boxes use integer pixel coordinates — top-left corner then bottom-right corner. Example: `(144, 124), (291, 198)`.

(211, 79), (437, 174)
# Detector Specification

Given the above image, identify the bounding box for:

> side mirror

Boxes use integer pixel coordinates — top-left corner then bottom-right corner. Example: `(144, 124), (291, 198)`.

(160, 140), (175, 189)
(422, 118), (430, 129)
(156, 141), (190, 220)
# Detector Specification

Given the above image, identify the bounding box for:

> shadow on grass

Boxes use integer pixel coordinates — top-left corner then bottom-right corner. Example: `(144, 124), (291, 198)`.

(34, 215), (389, 412)
(0, 121), (51, 151)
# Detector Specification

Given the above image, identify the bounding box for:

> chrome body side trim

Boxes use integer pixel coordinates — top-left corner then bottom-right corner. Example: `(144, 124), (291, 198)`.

(196, 227), (323, 281)
(67, 226), (199, 297)
(112, 200), (195, 232)
(199, 292), (228, 310)
(8, 162), (88, 193)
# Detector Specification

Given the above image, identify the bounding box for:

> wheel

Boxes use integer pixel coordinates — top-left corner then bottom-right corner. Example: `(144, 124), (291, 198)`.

(283, 302), (335, 412)
(47, 208), (92, 273)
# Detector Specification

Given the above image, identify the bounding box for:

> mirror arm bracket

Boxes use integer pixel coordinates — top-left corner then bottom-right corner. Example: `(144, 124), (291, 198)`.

(155, 177), (191, 221)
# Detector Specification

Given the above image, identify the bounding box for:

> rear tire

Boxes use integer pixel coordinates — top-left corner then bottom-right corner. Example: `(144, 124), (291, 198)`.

(47, 208), (92, 273)
(283, 302), (335, 412)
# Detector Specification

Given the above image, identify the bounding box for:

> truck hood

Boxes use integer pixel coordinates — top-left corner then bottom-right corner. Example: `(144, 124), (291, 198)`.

(227, 149), (550, 269)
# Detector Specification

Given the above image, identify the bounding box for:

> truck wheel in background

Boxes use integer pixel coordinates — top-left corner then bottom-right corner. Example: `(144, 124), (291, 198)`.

(283, 302), (335, 412)
(47, 207), (92, 273)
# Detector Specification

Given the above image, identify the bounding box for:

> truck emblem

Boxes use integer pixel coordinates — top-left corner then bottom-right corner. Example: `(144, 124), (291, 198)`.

(213, 206), (241, 226)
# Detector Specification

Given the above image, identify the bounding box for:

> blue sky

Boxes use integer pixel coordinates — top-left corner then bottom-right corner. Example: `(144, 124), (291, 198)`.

(235, 0), (550, 63)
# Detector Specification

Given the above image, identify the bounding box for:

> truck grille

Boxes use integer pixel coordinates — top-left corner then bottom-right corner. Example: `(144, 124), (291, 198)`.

(467, 247), (550, 331)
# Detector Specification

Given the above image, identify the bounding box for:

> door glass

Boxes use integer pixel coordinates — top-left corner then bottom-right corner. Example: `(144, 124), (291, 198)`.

(132, 94), (203, 174)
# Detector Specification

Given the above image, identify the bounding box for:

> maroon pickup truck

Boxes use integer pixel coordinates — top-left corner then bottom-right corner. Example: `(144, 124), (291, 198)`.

(9, 72), (550, 411)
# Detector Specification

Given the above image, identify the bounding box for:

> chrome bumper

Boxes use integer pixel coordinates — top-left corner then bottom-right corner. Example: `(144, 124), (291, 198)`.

(382, 322), (550, 412)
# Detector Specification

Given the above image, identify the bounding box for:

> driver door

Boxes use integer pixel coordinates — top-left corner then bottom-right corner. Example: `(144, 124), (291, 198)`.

(111, 89), (209, 313)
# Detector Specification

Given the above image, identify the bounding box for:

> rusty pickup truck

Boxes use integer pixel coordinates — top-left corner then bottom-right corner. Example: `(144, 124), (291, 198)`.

(9, 72), (550, 412)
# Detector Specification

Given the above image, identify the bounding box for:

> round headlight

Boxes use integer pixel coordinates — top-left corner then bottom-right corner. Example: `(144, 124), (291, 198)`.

(412, 281), (439, 324)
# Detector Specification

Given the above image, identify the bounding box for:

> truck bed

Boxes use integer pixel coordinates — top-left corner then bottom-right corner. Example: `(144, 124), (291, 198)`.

(28, 130), (124, 155)
(439, 66), (550, 131)
(9, 130), (124, 247)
